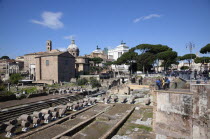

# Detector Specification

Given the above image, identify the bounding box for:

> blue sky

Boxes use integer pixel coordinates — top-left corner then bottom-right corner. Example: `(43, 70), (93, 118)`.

(0, 0), (210, 59)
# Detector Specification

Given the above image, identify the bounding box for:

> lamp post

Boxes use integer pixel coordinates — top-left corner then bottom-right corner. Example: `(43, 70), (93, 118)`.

(186, 42), (195, 91)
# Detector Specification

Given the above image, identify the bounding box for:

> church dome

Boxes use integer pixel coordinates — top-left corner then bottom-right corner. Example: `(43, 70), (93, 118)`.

(67, 39), (80, 57)
(67, 40), (79, 50)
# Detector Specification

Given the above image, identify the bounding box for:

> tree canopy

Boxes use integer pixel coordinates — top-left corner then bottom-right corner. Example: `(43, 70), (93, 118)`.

(180, 54), (196, 66)
(114, 44), (177, 72)
(0, 56), (10, 59)
(135, 44), (172, 54)
(194, 57), (210, 64)
(200, 44), (210, 54)
(116, 51), (138, 65)
(157, 51), (178, 70)
(89, 57), (103, 66)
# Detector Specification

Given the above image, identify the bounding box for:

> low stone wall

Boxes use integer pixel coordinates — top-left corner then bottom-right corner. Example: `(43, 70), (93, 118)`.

(33, 80), (54, 85)
(80, 75), (100, 80)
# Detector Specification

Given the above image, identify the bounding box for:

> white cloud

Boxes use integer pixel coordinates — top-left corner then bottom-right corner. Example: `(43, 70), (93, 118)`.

(133, 14), (162, 23)
(57, 47), (67, 52)
(64, 35), (76, 40)
(31, 11), (64, 29)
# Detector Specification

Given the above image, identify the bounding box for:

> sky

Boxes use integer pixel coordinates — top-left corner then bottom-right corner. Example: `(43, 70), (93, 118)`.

(0, 0), (210, 59)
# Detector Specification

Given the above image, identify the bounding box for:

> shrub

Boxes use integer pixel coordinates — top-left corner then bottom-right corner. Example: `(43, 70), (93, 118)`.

(90, 77), (101, 88)
(17, 94), (27, 100)
(180, 66), (189, 70)
(0, 85), (5, 91)
(9, 73), (23, 84)
(22, 87), (37, 94)
(0, 91), (16, 102)
(77, 78), (88, 86)
(28, 92), (48, 98)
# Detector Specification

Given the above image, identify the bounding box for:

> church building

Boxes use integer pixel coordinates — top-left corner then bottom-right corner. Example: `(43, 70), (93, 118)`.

(67, 40), (90, 76)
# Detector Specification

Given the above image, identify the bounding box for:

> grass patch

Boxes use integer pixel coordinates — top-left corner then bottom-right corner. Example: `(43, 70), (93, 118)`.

(22, 87), (37, 94)
(138, 125), (152, 131)
(129, 124), (153, 132)
(143, 112), (153, 119)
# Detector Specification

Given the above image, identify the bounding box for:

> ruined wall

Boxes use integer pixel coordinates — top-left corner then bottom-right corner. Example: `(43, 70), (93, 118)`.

(153, 85), (210, 139)
(153, 90), (193, 139)
(191, 85), (210, 139)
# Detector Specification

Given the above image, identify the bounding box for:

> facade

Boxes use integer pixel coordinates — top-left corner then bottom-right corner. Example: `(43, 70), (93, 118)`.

(108, 41), (129, 61)
(35, 51), (75, 84)
(75, 56), (90, 76)
(0, 59), (24, 81)
(108, 41), (130, 72)
(0, 59), (23, 74)
(24, 40), (60, 80)
(15, 56), (24, 62)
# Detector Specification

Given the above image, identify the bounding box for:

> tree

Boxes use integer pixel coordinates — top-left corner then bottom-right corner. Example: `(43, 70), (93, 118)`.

(0, 78), (5, 91)
(200, 44), (210, 54)
(112, 43), (177, 73)
(77, 78), (88, 86)
(135, 44), (174, 73)
(115, 51), (138, 74)
(90, 77), (101, 88)
(116, 51), (137, 64)
(89, 57), (103, 67)
(137, 52), (156, 73)
(88, 57), (104, 74)
(157, 51), (177, 70)
(135, 44), (171, 54)
(180, 54), (196, 66)
(0, 56), (10, 59)
(180, 66), (189, 70)
(194, 57), (210, 70)
(9, 73), (22, 84)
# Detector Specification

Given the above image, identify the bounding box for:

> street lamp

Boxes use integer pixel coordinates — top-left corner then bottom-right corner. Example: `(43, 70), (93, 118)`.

(186, 42), (195, 91)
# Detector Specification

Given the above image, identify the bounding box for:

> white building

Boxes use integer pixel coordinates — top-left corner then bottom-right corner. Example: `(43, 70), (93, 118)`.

(108, 41), (129, 61)
(108, 41), (130, 73)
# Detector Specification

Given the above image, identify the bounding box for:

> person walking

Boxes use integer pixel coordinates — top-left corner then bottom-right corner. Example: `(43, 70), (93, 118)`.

(161, 77), (165, 90)
(139, 76), (143, 85)
(194, 69), (197, 80)
(165, 77), (170, 89)
(156, 79), (161, 90)
(174, 77), (178, 89)
(203, 70), (208, 84)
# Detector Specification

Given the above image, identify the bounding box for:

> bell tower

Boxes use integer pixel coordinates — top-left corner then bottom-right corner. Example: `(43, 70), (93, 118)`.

(46, 40), (52, 52)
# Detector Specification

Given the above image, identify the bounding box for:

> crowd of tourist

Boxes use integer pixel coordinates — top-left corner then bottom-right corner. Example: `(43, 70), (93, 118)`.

(164, 69), (210, 82)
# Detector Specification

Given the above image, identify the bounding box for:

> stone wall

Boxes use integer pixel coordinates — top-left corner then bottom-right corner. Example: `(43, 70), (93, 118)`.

(153, 85), (210, 139)
(191, 85), (210, 139)
(153, 90), (193, 139)
(36, 56), (58, 83)
(58, 55), (75, 82)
